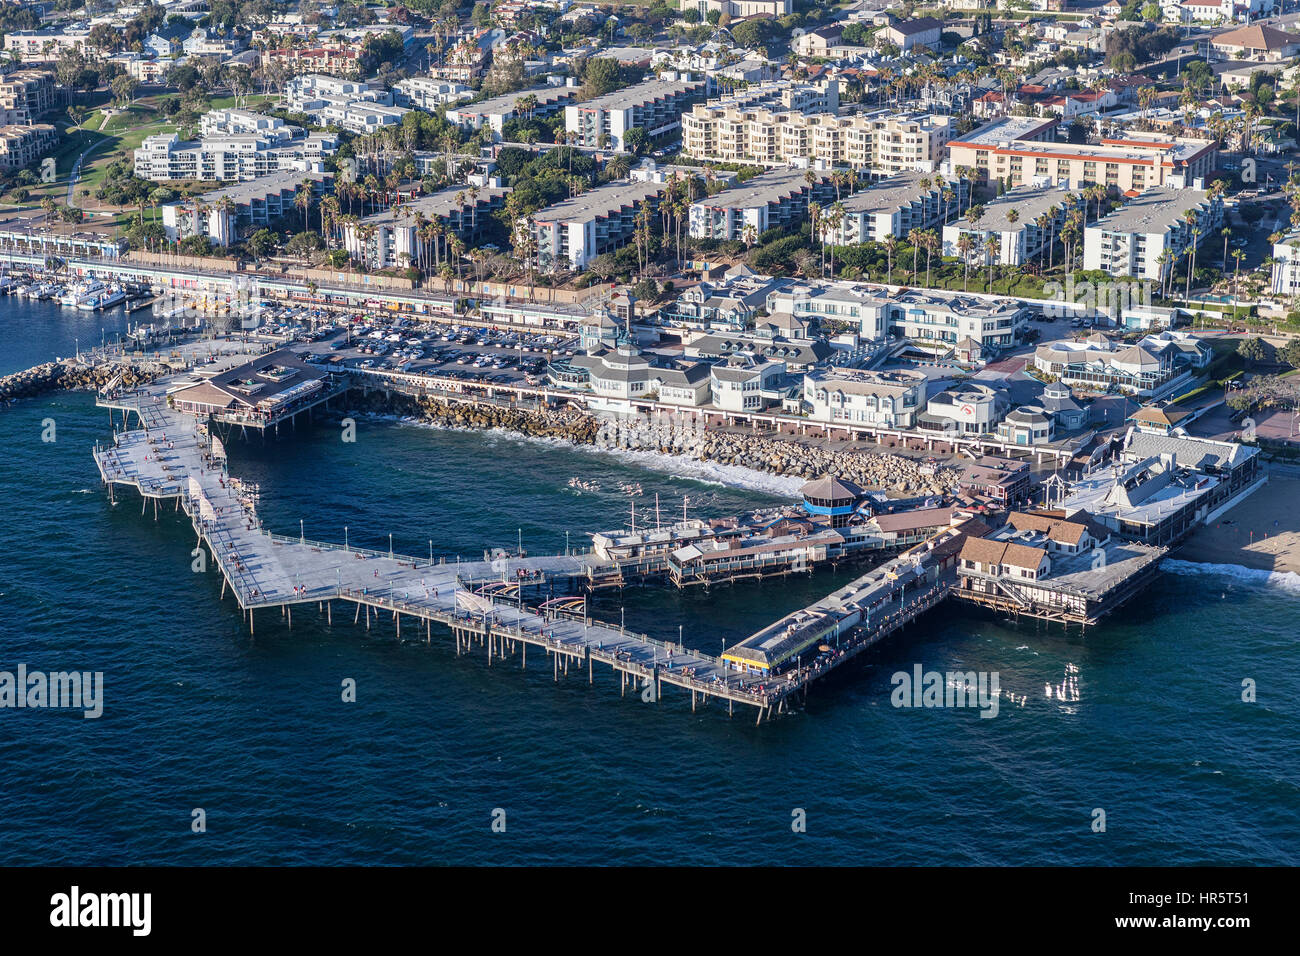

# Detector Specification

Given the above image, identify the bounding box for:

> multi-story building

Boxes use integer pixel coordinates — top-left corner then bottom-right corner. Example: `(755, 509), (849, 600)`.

(262, 45), (362, 79)
(0, 124), (56, 169)
(801, 368), (928, 428)
(2, 30), (90, 62)
(162, 171), (330, 246)
(1270, 231), (1300, 297)
(134, 130), (337, 183)
(943, 184), (1079, 268)
(564, 77), (710, 150)
(283, 74), (390, 115)
(688, 169), (834, 241)
(661, 272), (787, 330)
(341, 186), (511, 269)
(0, 70), (57, 125)
(948, 116), (1217, 191)
(878, 16), (943, 51)
(917, 383), (1007, 435)
(685, 0), (791, 16)
(319, 100), (410, 135)
(827, 171), (965, 244)
(682, 105), (954, 173)
(530, 180), (668, 271)
(1032, 329), (1210, 397)
(1082, 186), (1223, 282)
(881, 288), (1029, 353)
(709, 355), (787, 412)
(393, 77), (474, 111)
(447, 85), (577, 138)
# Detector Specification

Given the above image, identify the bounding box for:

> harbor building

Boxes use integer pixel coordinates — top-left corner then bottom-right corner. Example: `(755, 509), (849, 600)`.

(529, 179), (668, 271)
(957, 456), (1032, 507)
(341, 186), (511, 270)
(659, 272), (788, 331)
(687, 169), (834, 241)
(1082, 187), (1223, 282)
(801, 368), (928, 428)
(800, 475), (868, 528)
(446, 85), (577, 138)
(708, 355), (787, 412)
(917, 383), (1006, 435)
(167, 348), (343, 429)
(948, 117), (1217, 190)
(953, 510), (1165, 624)
(942, 184), (1079, 268)
(1059, 454), (1220, 546)
(826, 171), (966, 245)
(1032, 330), (1210, 397)
(564, 77), (710, 151)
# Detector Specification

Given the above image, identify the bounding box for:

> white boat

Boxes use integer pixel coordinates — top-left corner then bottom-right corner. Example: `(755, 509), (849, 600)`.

(61, 279), (105, 308)
(77, 287), (127, 311)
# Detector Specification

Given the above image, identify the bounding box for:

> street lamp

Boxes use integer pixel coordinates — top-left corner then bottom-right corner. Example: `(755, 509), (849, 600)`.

(344, 525), (348, 550)
(299, 518), (304, 543)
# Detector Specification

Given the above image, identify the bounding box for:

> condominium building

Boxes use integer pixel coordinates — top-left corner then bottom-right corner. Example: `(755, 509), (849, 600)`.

(709, 355), (787, 412)
(162, 171), (330, 246)
(134, 130), (337, 183)
(801, 368), (928, 428)
(530, 179), (668, 271)
(942, 184), (1079, 267)
(564, 77), (710, 150)
(262, 45), (362, 79)
(827, 171), (966, 244)
(393, 77), (474, 111)
(341, 186), (511, 269)
(948, 116), (1217, 191)
(318, 100), (410, 135)
(2, 30), (90, 62)
(688, 169), (834, 241)
(0, 123), (55, 169)
(0, 70), (57, 125)
(447, 85), (577, 138)
(283, 74), (390, 114)
(1270, 231), (1300, 297)
(1082, 187), (1223, 282)
(682, 105), (954, 173)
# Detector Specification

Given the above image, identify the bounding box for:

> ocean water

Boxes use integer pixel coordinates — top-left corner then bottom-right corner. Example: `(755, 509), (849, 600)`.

(1, 299), (1298, 866)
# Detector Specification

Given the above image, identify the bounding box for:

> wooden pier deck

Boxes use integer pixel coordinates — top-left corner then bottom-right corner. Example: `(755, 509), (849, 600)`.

(93, 381), (808, 721)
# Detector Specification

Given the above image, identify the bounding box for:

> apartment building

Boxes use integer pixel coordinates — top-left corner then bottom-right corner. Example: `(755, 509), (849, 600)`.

(1270, 231), (1300, 297)
(134, 130), (337, 183)
(530, 179), (668, 271)
(200, 110), (294, 139)
(686, 0), (792, 16)
(878, 16), (943, 51)
(660, 271), (788, 330)
(162, 171), (330, 246)
(942, 184), (1079, 267)
(341, 186), (511, 269)
(801, 368), (928, 428)
(948, 116), (1217, 191)
(319, 100), (410, 135)
(0, 70), (57, 125)
(683, 105), (953, 173)
(447, 85), (577, 138)
(688, 169), (834, 241)
(827, 170), (966, 244)
(283, 74), (390, 114)
(0, 124), (56, 169)
(2, 30), (90, 62)
(1082, 187), (1223, 282)
(393, 77), (474, 111)
(262, 45), (362, 79)
(564, 77), (710, 150)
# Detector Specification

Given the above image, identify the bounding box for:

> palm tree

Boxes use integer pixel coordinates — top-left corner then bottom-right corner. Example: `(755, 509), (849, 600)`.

(957, 234), (975, 291)
(1222, 227), (1233, 272)
(1184, 212), (1202, 300)
(908, 227), (923, 281)
(984, 235), (999, 292)
(883, 234), (897, 285)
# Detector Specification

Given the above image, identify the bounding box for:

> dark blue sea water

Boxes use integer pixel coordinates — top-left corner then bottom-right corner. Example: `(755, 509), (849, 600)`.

(2, 298), (1298, 865)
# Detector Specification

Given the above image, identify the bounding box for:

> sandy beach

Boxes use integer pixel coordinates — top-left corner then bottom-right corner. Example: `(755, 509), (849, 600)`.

(1178, 475), (1300, 574)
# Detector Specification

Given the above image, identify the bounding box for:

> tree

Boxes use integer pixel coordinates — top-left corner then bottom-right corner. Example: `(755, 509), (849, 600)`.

(623, 127), (649, 156)
(583, 58), (622, 98)
(1237, 336), (1266, 363)
(1280, 339), (1300, 368)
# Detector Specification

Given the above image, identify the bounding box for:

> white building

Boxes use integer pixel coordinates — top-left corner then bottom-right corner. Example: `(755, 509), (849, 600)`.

(564, 77), (709, 151)
(828, 171), (965, 245)
(709, 355), (786, 412)
(162, 172), (329, 247)
(447, 85), (577, 139)
(943, 184), (1079, 268)
(1082, 186), (1223, 282)
(801, 368), (928, 428)
(530, 180), (668, 271)
(393, 77), (474, 110)
(688, 169), (834, 241)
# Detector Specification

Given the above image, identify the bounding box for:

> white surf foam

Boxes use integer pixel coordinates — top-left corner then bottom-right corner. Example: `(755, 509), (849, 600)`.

(383, 416), (803, 498)
(1162, 558), (1300, 595)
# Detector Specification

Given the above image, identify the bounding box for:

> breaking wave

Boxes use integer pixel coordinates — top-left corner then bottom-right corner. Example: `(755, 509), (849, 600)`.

(1162, 558), (1300, 595)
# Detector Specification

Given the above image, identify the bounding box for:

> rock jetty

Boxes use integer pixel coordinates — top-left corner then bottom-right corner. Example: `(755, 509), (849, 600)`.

(0, 360), (165, 402)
